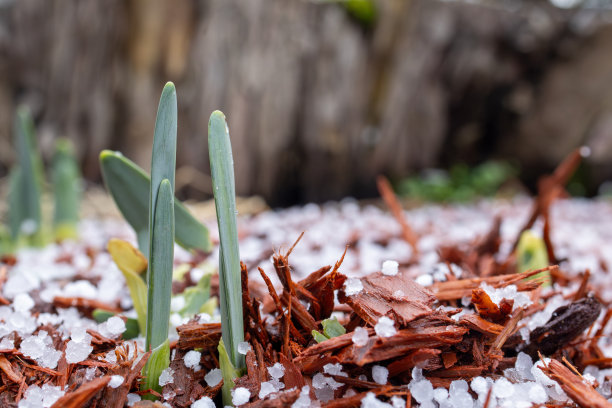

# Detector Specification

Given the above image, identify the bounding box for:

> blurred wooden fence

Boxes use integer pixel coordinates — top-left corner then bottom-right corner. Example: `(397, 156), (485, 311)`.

(0, 0), (611, 205)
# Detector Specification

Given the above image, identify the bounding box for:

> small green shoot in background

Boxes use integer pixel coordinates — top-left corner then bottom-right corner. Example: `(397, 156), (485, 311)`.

(2, 108), (81, 254)
(52, 139), (81, 240)
(209, 110), (245, 406)
(397, 160), (517, 203)
(8, 107), (44, 247)
(517, 230), (551, 287)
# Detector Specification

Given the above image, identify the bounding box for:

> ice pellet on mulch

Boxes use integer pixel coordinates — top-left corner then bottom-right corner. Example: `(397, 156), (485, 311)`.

(352, 326), (369, 346)
(372, 365), (389, 384)
(108, 375), (124, 388)
(18, 383), (64, 408)
(204, 368), (222, 387)
(183, 349), (201, 369)
(374, 316), (396, 338)
(344, 277), (364, 295)
(231, 387), (251, 406)
(158, 367), (175, 387)
(381, 260), (399, 276)
(237, 341), (251, 355)
(267, 362), (285, 379)
(191, 396), (215, 408)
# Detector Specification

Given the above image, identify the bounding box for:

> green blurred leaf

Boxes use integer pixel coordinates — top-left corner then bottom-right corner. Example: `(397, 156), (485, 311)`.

(107, 238), (148, 334)
(0, 226), (13, 256)
(9, 107), (43, 244)
(172, 263), (191, 282)
(52, 138), (81, 240)
(322, 317), (346, 338)
(180, 271), (213, 317)
(344, 0), (377, 27)
(92, 309), (140, 340)
(208, 110), (245, 371)
(142, 339), (170, 397)
(200, 297), (217, 316)
(99, 150), (211, 255)
(396, 160), (517, 203)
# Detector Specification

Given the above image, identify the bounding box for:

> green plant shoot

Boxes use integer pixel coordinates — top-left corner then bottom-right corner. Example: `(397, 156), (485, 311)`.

(517, 230), (551, 287)
(142, 82), (177, 396)
(52, 138), (81, 240)
(312, 316), (346, 343)
(209, 110), (245, 405)
(179, 269), (214, 316)
(99, 150), (211, 255)
(8, 107), (43, 246)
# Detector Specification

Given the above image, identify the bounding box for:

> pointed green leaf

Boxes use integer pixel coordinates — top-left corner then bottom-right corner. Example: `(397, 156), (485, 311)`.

(148, 83), (177, 249)
(208, 110), (245, 371)
(145, 179), (174, 352)
(52, 138), (81, 240)
(99, 150), (211, 254)
(142, 339), (170, 397)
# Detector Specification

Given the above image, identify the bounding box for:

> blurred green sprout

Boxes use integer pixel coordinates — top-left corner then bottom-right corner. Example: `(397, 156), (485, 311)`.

(2, 108), (81, 254)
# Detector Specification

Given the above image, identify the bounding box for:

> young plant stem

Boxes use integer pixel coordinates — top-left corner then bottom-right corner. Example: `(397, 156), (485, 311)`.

(52, 138), (81, 240)
(208, 111), (245, 404)
(142, 82), (177, 396)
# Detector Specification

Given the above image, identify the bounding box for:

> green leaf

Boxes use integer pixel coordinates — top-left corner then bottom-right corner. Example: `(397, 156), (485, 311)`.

(172, 263), (191, 282)
(218, 338), (239, 407)
(107, 239), (148, 334)
(145, 178), (175, 352)
(92, 309), (140, 340)
(208, 110), (245, 371)
(200, 297), (217, 316)
(52, 138), (81, 240)
(99, 150), (211, 255)
(0, 226), (13, 256)
(7, 167), (23, 242)
(9, 107), (43, 244)
(179, 270), (213, 316)
(322, 317), (346, 338)
(517, 230), (551, 287)
(311, 330), (328, 343)
(142, 339), (170, 397)
(344, 0), (377, 27)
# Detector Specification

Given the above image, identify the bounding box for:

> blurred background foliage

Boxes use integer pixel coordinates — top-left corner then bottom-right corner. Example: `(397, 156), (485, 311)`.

(0, 0), (611, 206)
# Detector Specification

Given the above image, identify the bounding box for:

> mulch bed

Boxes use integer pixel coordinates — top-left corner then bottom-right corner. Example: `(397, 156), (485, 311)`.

(1, 147), (612, 407)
